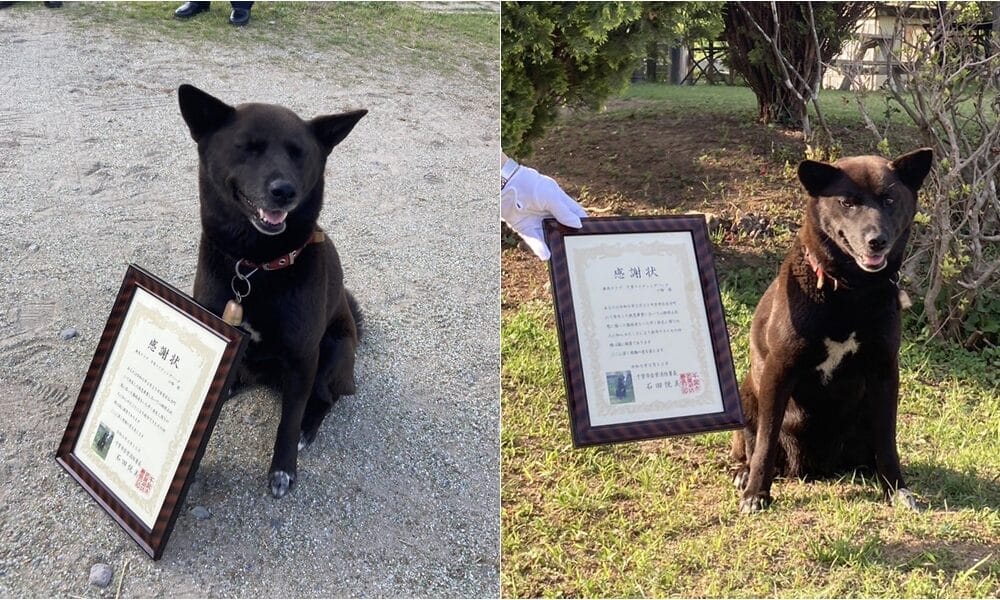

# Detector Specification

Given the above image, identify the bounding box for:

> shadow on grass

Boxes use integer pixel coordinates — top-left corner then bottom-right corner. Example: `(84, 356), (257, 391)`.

(763, 464), (1000, 513)
(879, 538), (998, 575)
(906, 462), (1000, 511)
(806, 531), (996, 579)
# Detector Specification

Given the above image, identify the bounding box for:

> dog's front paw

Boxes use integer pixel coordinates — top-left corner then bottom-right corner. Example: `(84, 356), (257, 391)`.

(739, 491), (773, 514)
(891, 487), (919, 510)
(733, 467), (750, 490)
(269, 470), (296, 499)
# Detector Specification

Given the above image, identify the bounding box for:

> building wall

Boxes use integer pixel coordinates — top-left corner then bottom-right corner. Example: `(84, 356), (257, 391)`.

(823, 13), (929, 91)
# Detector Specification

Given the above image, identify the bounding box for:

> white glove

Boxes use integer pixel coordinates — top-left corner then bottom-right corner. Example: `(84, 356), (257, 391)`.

(501, 164), (587, 260)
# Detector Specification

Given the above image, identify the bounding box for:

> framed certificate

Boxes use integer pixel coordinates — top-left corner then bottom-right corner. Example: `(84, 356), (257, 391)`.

(544, 215), (743, 446)
(56, 265), (246, 559)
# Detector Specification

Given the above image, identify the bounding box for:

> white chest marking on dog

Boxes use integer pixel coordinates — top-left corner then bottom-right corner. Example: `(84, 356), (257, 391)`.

(816, 332), (859, 384)
(242, 319), (263, 343)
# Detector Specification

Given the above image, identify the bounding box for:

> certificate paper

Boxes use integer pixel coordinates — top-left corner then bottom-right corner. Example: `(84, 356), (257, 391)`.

(565, 232), (724, 426)
(57, 265), (245, 559)
(545, 216), (743, 446)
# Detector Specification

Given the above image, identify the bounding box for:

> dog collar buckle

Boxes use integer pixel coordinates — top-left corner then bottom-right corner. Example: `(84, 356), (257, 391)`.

(262, 250), (299, 271)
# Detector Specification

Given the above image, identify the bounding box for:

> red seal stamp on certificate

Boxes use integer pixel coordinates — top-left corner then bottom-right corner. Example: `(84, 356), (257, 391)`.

(135, 468), (154, 494)
(680, 372), (702, 395)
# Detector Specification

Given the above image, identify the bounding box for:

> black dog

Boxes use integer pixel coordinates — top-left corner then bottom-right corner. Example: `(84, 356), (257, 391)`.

(732, 148), (933, 513)
(178, 84), (366, 498)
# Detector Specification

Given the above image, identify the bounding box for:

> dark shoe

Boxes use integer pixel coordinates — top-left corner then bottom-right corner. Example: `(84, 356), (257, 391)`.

(43, 1), (63, 7)
(174, 2), (209, 19)
(229, 7), (250, 26)
(0, 2), (15, 9)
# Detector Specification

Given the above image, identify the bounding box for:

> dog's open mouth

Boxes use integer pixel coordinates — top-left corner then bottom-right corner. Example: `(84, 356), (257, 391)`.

(858, 252), (888, 272)
(234, 186), (287, 236)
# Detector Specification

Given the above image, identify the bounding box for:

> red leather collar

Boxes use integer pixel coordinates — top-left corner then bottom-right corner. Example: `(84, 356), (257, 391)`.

(242, 229), (325, 271)
(804, 248), (839, 291)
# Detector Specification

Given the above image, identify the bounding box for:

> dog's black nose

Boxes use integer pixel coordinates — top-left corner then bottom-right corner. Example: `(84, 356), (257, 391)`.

(269, 180), (297, 205)
(866, 233), (888, 252)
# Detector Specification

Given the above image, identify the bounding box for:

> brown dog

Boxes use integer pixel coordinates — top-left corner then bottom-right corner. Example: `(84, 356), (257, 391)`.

(732, 148), (933, 513)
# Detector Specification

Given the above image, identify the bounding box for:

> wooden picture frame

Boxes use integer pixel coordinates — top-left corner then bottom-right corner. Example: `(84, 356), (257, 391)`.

(544, 215), (743, 446)
(56, 264), (246, 559)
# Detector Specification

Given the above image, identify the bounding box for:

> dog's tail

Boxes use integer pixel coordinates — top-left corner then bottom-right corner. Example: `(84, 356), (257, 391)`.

(347, 290), (364, 340)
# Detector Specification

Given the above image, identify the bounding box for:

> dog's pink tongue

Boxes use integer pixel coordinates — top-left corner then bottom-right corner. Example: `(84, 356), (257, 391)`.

(259, 208), (288, 225)
(864, 254), (886, 268)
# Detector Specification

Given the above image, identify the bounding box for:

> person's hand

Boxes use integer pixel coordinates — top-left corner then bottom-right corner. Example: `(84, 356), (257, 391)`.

(501, 165), (587, 260)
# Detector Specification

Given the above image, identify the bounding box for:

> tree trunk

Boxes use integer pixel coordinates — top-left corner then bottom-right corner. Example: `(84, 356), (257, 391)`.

(723, 2), (873, 127)
(993, 1), (1000, 52)
(669, 46), (686, 84)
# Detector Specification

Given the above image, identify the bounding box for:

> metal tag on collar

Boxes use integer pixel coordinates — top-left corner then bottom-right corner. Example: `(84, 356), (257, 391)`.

(890, 272), (913, 310)
(222, 300), (244, 327)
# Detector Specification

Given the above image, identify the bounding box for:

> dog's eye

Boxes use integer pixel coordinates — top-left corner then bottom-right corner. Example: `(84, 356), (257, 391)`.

(882, 195), (894, 206)
(839, 198), (856, 209)
(243, 140), (266, 154)
(286, 144), (303, 160)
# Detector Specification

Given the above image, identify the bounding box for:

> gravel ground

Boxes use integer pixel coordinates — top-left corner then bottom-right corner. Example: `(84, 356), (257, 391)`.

(0, 5), (499, 598)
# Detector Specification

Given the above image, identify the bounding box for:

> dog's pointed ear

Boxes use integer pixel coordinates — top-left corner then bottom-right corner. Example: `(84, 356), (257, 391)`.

(797, 160), (842, 197)
(891, 147), (933, 192)
(309, 109), (367, 155)
(178, 84), (235, 142)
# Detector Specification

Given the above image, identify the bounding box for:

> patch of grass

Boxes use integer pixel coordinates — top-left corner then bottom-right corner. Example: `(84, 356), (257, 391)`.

(501, 281), (1000, 597)
(620, 83), (913, 129)
(808, 533), (884, 568)
(620, 83), (760, 119)
(64, 2), (498, 77)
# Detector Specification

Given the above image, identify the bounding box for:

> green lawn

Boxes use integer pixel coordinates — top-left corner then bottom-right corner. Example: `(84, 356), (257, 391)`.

(502, 268), (1000, 597)
(620, 82), (915, 130)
